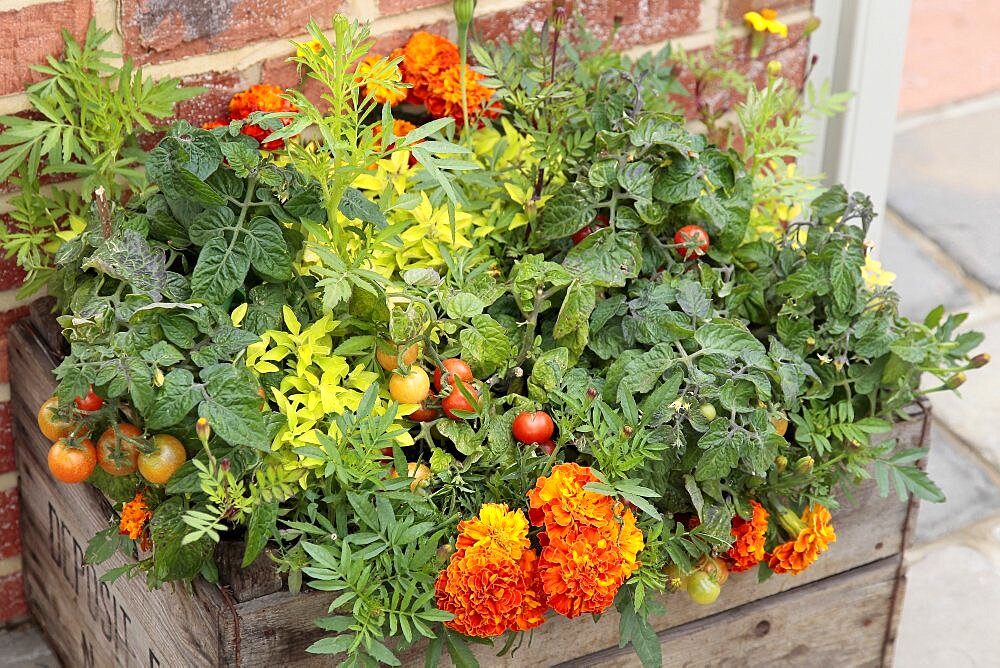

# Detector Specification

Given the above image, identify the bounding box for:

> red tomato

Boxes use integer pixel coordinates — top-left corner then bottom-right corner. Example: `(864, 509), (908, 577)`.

(48, 438), (97, 483)
(674, 225), (710, 259)
(571, 214), (610, 245)
(74, 386), (104, 412)
(407, 403), (440, 422)
(538, 440), (556, 455)
(441, 380), (479, 420)
(433, 358), (474, 391)
(512, 411), (555, 444)
(97, 423), (143, 476)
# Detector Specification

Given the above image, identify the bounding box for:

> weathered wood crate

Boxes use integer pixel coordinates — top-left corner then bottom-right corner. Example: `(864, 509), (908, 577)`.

(11, 317), (926, 667)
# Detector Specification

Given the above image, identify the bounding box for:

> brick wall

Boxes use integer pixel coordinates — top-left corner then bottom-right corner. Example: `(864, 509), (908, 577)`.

(0, 0), (813, 627)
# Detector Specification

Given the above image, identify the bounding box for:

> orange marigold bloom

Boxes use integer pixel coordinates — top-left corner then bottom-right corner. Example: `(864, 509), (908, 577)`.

(537, 527), (626, 618)
(528, 462), (616, 537)
(455, 503), (531, 559)
(435, 504), (548, 637)
(727, 500), (769, 573)
(613, 503), (645, 578)
(225, 84), (298, 150)
(400, 32), (460, 104)
(423, 63), (499, 125)
(119, 491), (152, 550)
(357, 55), (407, 106)
(768, 504), (836, 575)
(202, 119), (228, 130)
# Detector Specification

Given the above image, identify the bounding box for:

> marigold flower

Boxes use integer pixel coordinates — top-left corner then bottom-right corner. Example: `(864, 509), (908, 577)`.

(726, 500), (769, 572)
(537, 528), (626, 618)
(225, 84), (298, 151)
(119, 491), (152, 550)
(744, 8), (789, 38)
(435, 504), (548, 637)
(767, 503), (836, 575)
(357, 55), (407, 106)
(423, 63), (499, 125)
(527, 462), (615, 537)
(455, 503), (531, 559)
(400, 32), (460, 105)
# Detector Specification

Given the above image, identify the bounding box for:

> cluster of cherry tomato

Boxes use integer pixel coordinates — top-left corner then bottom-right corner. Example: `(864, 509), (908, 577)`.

(666, 555), (729, 605)
(36, 387), (186, 485)
(570, 214), (711, 263)
(378, 344), (481, 421)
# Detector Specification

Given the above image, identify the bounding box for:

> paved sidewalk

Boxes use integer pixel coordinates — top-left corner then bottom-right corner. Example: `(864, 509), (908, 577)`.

(886, 93), (1000, 667)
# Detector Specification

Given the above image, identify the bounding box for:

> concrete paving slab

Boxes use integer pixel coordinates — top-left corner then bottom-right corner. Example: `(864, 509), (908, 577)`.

(880, 211), (973, 321)
(915, 425), (1000, 544)
(0, 623), (59, 667)
(888, 104), (1000, 291)
(896, 514), (1000, 667)
(926, 296), (1000, 474)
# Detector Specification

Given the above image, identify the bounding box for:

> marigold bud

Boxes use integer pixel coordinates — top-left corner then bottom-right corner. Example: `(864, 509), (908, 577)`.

(970, 353), (991, 369)
(453, 0), (475, 28)
(804, 16), (822, 35)
(623, 425), (634, 437)
(767, 60), (783, 77)
(153, 368), (165, 387)
(220, 457), (230, 472)
(775, 455), (788, 472)
(196, 417), (211, 444)
(944, 372), (967, 390)
(586, 387), (598, 399)
(795, 455), (814, 475)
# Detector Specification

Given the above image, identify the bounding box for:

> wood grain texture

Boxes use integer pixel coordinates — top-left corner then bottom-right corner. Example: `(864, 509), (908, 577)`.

(11, 319), (926, 667)
(565, 556), (901, 668)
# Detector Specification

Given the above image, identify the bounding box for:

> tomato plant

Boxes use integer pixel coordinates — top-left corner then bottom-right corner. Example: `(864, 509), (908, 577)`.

(570, 213), (609, 245)
(512, 411), (555, 444)
(37, 397), (76, 441)
(96, 424), (142, 476)
(138, 434), (187, 485)
(698, 555), (729, 585)
(699, 403), (717, 421)
(441, 380), (479, 419)
(389, 367), (431, 404)
(433, 358), (474, 391)
(48, 438), (97, 483)
(674, 225), (710, 259)
(74, 386), (104, 412)
(407, 403), (440, 422)
(686, 570), (721, 605)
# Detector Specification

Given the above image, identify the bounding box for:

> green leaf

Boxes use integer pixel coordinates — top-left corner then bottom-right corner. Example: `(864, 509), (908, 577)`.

(553, 281), (596, 340)
(243, 501), (278, 568)
(144, 368), (200, 429)
(199, 365), (269, 450)
(695, 321), (767, 363)
(563, 229), (642, 287)
(459, 315), (515, 377)
(339, 187), (387, 227)
(830, 248), (860, 311)
(445, 292), (486, 319)
(537, 187), (590, 240)
(676, 279), (711, 319)
(151, 497), (214, 582)
(190, 237), (250, 304)
(245, 216), (293, 281)
(189, 207), (235, 246)
(84, 526), (131, 565)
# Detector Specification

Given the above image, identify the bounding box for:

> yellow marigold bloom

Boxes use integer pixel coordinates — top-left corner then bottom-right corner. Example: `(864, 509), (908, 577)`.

(455, 503), (531, 559)
(862, 255), (896, 289)
(745, 8), (789, 38)
(119, 492), (152, 550)
(768, 504), (836, 575)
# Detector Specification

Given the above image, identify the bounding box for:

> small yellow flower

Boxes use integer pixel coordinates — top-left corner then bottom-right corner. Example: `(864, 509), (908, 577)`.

(861, 255), (896, 290)
(817, 353), (832, 365)
(745, 8), (789, 38)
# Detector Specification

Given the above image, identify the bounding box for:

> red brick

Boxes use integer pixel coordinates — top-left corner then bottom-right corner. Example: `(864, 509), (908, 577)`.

(0, 306), (30, 385)
(670, 21), (810, 124)
(0, 403), (13, 475)
(176, 71), (252, 128)
(0, 487), (19, 561)
(475, 0), (701, 50)
(0, 0), (92, 97)
(122, 0), (347, 65)
(721, 0), (812, 25)
(378, 0), (447, 17)
(0, 572), (27, 624)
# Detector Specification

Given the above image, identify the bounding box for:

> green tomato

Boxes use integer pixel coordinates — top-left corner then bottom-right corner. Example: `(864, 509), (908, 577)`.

(686, 570), (721, 605)
(699, 403), (717, 421)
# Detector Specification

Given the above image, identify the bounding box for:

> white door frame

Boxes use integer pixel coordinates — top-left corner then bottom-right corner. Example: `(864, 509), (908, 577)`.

(799, 0), (913, 249)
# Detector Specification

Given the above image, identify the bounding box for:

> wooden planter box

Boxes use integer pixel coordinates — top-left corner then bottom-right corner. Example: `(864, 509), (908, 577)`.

(10, 317), (927, 667)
